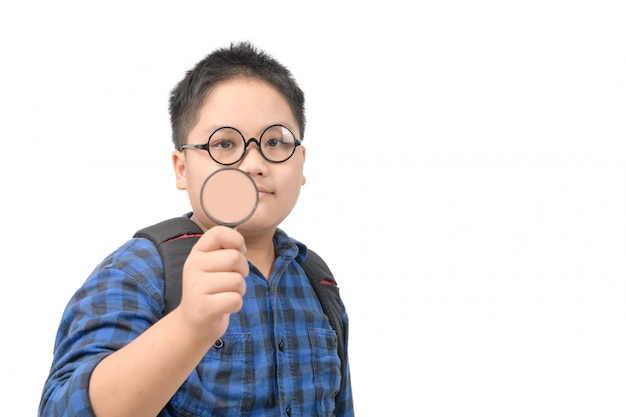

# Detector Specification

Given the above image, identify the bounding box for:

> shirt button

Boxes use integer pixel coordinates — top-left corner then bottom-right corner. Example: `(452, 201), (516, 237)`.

(279, 341), (286, 352)
(214, 338), (224, 349)
(286, 406), (292, 416)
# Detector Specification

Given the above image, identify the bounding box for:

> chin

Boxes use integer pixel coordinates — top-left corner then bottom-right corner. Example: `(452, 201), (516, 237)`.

(239, 215), (285, 234)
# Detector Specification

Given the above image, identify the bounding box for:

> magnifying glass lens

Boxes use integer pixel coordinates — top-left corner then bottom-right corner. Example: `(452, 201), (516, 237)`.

(200, 168), (258, 227)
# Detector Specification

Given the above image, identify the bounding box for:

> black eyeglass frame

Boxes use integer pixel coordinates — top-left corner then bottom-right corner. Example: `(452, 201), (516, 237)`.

(180, 124), (303, 166)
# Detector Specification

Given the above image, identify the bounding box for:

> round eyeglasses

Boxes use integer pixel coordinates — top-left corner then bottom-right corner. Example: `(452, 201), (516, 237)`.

(180, 124), (302, 166)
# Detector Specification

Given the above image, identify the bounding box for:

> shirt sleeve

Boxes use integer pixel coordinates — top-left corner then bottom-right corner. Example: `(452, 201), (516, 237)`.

(38, 238), (165, 417)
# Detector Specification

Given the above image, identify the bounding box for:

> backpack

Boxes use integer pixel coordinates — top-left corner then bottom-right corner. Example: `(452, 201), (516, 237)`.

(134, 216), (347, 411)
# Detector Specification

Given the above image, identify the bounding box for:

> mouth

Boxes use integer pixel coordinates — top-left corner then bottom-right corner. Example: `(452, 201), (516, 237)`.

(256, 187), (274, 196)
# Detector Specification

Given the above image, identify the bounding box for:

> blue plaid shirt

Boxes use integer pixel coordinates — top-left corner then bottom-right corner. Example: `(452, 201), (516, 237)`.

(39, 227), (353, 417)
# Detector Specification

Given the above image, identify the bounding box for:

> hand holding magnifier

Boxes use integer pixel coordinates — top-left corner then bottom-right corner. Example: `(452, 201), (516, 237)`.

(200, 168), (259, 227)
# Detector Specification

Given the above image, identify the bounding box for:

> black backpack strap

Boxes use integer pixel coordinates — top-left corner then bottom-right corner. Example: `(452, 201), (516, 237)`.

(300, 249), (347, 414)
(134, 217), (202, 315)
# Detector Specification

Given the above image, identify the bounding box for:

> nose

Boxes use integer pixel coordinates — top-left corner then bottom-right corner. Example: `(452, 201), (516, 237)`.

(238, 139), (268, 175)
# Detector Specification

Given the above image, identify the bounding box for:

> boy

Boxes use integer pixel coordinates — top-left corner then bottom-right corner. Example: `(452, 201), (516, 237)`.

(39, 41), (353, 417)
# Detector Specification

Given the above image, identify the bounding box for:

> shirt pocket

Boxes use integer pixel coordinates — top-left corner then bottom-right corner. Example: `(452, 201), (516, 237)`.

(171, 332), (254, 417)
(308, 327), (341, 416)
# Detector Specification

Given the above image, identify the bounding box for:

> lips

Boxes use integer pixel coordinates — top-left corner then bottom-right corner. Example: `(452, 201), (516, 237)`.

(255, 184), (272, 193)
(256, 187), (273, 196)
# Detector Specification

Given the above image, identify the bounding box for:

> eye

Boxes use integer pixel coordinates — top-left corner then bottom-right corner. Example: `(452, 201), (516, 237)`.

(264, 138), (285, 148)
(211, 139), (236, 150)
(209, 127), (242, 152)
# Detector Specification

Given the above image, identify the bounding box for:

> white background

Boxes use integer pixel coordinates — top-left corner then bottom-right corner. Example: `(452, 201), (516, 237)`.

(1, 1), (625, 415)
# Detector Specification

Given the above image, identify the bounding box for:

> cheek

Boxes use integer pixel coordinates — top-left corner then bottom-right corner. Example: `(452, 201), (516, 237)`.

(281, 176), (304, 205)
(185, 164), (219, 212)
(186, 158), (222, 190)
(186, 172), (204, 202)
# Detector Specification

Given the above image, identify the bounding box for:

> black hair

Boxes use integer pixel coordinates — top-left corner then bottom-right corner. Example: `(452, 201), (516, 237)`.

(168, 41), (306, 149)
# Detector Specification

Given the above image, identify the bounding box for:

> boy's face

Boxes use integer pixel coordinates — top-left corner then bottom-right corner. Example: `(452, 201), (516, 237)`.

(172, 77), (306, 234)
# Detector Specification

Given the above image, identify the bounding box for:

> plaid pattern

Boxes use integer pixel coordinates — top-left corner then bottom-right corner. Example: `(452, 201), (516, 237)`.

(39, 228), (354, 417)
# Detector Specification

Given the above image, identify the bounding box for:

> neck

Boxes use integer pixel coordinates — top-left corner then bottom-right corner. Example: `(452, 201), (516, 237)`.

(243, 235), (276, 280)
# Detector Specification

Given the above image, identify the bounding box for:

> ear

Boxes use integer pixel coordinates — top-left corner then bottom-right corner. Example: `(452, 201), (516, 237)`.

(300, 146), (306, 185)
(172, 150), (188, 190)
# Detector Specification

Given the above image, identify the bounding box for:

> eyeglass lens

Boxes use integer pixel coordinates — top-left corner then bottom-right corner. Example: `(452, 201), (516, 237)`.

(208, 125), (296, 164)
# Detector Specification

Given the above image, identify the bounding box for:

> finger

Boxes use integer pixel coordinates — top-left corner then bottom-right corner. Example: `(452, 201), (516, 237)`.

(205, 291), (245, 314)
(191, 272), (247, 296)
(185, 248), (250, 277)
(194, 226), (246, 254)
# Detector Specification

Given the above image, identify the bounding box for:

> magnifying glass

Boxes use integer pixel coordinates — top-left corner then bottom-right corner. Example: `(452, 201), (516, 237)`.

(200, 168), (259, 227)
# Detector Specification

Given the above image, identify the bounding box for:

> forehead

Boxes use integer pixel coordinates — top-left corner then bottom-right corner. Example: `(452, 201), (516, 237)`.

(202, 78), (295, 124)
